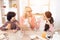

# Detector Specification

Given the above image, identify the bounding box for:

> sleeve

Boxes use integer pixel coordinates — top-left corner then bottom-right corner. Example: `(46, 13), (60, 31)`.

(30, 16), (37, 29)
(1, 22), (7, 27)
(16, 26), (20, 30)
(0, 22), (8, 31)
(15, 20), (20, 30)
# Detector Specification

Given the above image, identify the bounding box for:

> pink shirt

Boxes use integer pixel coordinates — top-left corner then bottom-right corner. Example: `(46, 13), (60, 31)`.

(20, 16), (37, 30)
(46, 21), (54, 32)
(49, 24), (54, 32)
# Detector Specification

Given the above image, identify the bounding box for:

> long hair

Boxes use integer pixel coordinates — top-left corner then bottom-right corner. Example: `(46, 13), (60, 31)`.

(44, 24), (50, 31)
(49, 17), (54, 24)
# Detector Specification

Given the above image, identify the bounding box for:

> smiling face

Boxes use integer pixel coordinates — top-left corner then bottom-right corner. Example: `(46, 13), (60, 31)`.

(10, 16), (16, 22)
(25, 7), (32, 17)
(11, 16), (16, 22)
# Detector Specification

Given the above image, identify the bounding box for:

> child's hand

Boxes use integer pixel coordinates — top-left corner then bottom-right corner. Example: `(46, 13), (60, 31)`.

(12, 30), (17, 33)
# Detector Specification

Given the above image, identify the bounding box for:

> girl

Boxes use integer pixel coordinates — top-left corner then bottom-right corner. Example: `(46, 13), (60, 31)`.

(44, 11), (54, 33)
(0, 11), (20, 32)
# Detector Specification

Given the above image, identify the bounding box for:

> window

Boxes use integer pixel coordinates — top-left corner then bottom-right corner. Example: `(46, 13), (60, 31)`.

(30, 0), (50, 13)
(20, 0), (50, 16)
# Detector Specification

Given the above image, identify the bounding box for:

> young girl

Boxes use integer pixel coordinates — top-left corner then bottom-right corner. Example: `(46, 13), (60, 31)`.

(44, 11), (54, 33)
(42, 11), (54, 39)
(0, 11), (20, 32)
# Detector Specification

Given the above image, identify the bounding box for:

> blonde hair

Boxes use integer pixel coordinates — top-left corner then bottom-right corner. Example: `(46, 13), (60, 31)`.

(24, 6), (32, 12)
(23, 6), (32, 18)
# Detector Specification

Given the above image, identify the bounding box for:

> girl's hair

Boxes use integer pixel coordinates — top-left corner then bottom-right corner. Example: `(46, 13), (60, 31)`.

(45, 11), (54, 24)
(45, 11), (52, 18)
(7, 12), (16, 21)
(49, 17), (54, 24)
(25, 6), (32, 12)
(44, 24), (50, 31)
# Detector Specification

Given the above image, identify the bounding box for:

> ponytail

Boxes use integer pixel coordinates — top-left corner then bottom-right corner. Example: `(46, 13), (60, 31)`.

(49, 17), (54, 24)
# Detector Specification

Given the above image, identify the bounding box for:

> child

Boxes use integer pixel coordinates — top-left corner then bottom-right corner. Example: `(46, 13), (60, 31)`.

(45, 11), (54, 33)
(0, 11), (20, 32)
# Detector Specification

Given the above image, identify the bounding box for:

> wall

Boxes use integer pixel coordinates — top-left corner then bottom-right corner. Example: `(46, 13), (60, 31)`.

(0, 0), (3, 26)
(19, 0), (28, 16)
(19, 0), (60, 29)
(50, 0), (60, 29)
(19, 0), (49, 16)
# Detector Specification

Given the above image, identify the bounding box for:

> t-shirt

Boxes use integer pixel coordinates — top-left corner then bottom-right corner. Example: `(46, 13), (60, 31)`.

(0, 20), (20, 31)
